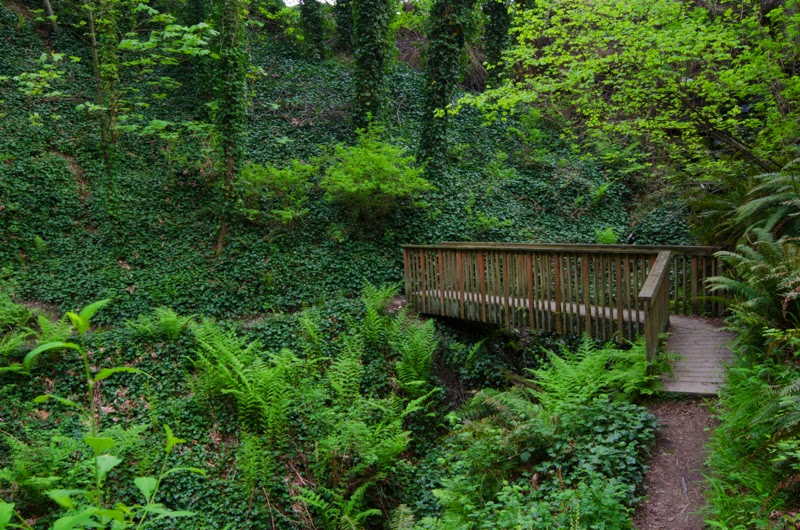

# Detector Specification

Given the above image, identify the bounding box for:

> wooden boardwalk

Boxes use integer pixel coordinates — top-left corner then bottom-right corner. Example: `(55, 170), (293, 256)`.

(403, 243), (732, 395)
(661, 316), (734, 394)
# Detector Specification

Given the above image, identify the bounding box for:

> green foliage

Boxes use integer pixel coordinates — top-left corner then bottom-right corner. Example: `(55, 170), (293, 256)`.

(530, 338), (655, 411)
(238, 159), (316, 226)
(352, 0), (394, 127)
(299, 0), (327, 61)
(0, 291), (30, 331)
(594, 227), (619, 245)
(1, 301), (201, 529)
(212, 0), (251, 253)
(125, 307), (196, 340)
(481, 0), (511, 87)
(417, 339), (656, 529)
(708, 229), (800, 334)
(332, 0), (354, 53)
(736, 158), (800, 237)
(321, 127), (430, 222)
(419, 0), (477, 163)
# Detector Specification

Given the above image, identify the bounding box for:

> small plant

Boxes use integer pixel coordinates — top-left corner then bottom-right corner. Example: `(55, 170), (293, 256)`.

(1, 300), (202, 529)
(126, 307), (197, 340)
(321, 126), (430, 222)
(594, 227), (619, 244)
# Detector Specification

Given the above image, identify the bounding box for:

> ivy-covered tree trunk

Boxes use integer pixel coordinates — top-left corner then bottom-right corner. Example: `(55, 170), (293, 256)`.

(419, 0), (477, 163)
(85, 0), (122, 177)
(352, 0), (393, 129)
(333, 0), (353, 53)
(482, 0), (511, 87)
(213, 0), (249, 255)
(300, 0), (326, 61)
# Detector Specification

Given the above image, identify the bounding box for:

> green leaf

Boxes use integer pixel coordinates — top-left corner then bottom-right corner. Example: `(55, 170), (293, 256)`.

(134, 476), (158, 501)
(65, 312), (84, 334)
(96, 454), (123, 482)
(46, 489), (87, 510)
(75, 299), (111, 334)
(160, 466), (205, 478)
(33, 394), (83, 410)
(0, 501), (14, 529)
(52, 508), (97, 530)
(93, 366), (146, 383)
(83, 436), (115, 455)
(96, 509), (125, 523)
(163, 425), (185, 455)
(24, 341), (82, 370)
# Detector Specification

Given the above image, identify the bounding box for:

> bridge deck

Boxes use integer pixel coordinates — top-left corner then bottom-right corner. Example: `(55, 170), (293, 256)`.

(419, 290), (645, 322)
(661, 316), (734, 394)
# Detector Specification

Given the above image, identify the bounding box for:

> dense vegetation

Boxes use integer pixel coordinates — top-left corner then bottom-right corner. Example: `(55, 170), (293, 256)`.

(0, 0), (798, 528)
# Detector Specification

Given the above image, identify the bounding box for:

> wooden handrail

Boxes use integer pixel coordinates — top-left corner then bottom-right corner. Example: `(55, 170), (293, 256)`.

(639, 251), (672, 301)
(404, 242), (720, 257)
(639, 251), (672, 364)
(404, 242), (726, 317)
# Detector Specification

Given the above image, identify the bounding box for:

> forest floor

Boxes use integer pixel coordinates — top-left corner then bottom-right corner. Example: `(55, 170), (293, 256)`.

(633, 397), (717, 530)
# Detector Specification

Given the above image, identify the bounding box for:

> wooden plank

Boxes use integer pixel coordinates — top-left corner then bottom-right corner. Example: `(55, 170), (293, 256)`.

(527, 253), (534, 328)
(554, 253), (563, 334)
(691, 256), (699, 315)
(478, 252), (486, 321)
(405, 242), (719, 256)
(582, 254), (591, 335)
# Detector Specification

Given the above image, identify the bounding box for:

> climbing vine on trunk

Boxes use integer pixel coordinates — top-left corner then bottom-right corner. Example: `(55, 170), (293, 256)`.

(352, 0), (393, 129)
(482, 0), (512, 87)
(299, 0), (326, 61)
(333, 0), (353, 53)
(419, 0), (477, 163)
(213, 0), (250, 254)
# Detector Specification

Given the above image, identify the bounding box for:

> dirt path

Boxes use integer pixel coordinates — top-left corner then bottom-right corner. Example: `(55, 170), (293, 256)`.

(633, 398), (717, 530)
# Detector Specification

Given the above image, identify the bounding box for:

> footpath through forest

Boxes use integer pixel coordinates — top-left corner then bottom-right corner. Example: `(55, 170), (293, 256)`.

(634, 399), (716, 529)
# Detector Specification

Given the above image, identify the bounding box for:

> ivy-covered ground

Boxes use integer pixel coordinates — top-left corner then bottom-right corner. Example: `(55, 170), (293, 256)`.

(1, 6), (689, 529)
(0, 5), (690, 323)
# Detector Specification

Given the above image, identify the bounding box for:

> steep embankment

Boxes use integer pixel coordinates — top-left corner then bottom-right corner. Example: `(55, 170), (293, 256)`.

(0, 5), (690, 324)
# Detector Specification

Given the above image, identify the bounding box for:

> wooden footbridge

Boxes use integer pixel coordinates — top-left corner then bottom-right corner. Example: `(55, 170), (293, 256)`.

(402, 243), (734, 394)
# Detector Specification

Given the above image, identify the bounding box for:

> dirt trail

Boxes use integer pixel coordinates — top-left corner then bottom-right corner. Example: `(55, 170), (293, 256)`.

(634, 398), (717, 530)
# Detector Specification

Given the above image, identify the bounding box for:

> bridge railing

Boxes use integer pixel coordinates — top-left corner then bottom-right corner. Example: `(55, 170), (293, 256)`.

(402, 243), (724, 347)
(639, 251), (672, 363)
(431, 242), (726, 317)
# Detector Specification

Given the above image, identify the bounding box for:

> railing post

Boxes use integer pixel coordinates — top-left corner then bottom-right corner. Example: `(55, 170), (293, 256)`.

(639, 251), (672, 365)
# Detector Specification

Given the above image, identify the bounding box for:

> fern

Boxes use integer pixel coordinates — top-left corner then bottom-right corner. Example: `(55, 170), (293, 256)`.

(737, 158), (800, 235)
(191, 320), (305, 445)
(390, 504), (415, 530)
(295, 483), (381, 530)
(708, 229), (800, 331)
(530, 337), (652, 411)
(391, 318), (437, 394)
(126, 307), (196, 340)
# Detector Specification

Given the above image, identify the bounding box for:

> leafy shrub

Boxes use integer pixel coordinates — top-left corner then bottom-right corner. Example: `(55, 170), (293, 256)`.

(321, 127), (430, 222)
(418, 339), (656, 529)
(238, 159), (316, 226)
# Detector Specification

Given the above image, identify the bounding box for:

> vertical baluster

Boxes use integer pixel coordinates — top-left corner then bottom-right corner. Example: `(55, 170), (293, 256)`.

(503, 252), (510, 327)
(582, 254), (591, 335)
(691, 256), (699, 316)
(633, 256), (641, 333)
(565, 255), (574, 334)
(526, 253), (534, 328)
(478, 251), (486, 322)
(615, 254), (625, 342)
(554, 253), (563, 334)
(681, 255), (688, 315)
